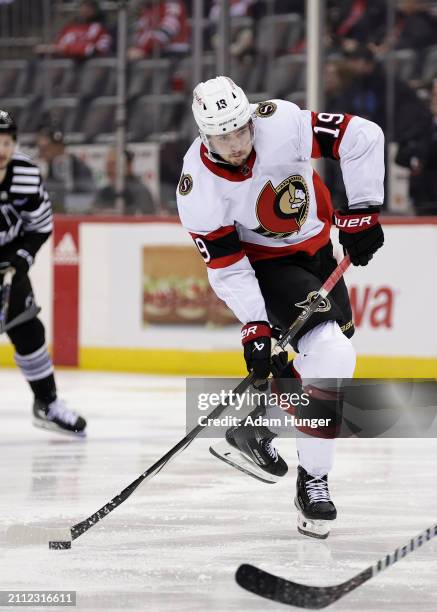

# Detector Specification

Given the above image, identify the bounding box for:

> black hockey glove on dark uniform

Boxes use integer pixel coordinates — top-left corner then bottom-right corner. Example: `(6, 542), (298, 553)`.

(241, 321), (272, 381)
(0, 249), (32, 280)
(334, 207), (384, 266)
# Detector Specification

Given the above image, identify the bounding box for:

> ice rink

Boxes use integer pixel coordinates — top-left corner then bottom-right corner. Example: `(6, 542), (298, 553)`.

(1, 367), (437, 612)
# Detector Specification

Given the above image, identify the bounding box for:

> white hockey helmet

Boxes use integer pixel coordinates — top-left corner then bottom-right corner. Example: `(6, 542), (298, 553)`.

(192, 76), (252, 138)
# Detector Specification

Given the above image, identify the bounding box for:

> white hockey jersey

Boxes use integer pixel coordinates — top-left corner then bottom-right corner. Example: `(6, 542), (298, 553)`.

(176, 99), (384, 324)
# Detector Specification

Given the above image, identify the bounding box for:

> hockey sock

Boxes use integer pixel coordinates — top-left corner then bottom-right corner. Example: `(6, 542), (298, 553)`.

(296, 434), (335, 478)
(292, 321), (356, 476)
(14, 345), (57, 404)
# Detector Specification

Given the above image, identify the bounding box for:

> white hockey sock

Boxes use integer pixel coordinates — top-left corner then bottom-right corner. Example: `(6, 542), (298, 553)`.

(293, 321), (356, 476)
(14, 344), (54, 382)
(297, 434), (335, 478)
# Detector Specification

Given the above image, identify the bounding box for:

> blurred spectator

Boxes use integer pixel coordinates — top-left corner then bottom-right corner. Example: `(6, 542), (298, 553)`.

(36, 127), (95, 213)
(327, 0), (387, 54)
(372, 0), (437, 54)
(324, 47), (432, 211)
(369, 0), (437, 83)
(324, 59), (352, 112)
(208, 1), (258, 60)
(91, 148), (156, 215)
(409, 82), (437, 215)
(35, 0), (113, 59)
(128, 1), (189, 61)
(395, 0), (437, 50)
(324, 59), (353, 208)
(269, 0), (304, 15)
(341, 47), (431, 165)
(159, 138), (189, 213)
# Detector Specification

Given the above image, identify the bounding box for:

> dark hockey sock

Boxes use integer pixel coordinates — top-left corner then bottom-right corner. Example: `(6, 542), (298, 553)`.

(14, 345), (57, 404)
(29, 374), (57, 404)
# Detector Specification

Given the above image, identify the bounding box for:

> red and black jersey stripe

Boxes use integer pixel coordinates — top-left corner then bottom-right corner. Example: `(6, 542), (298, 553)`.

(190, 225), (245, 269)
(311, 112), (354, 160)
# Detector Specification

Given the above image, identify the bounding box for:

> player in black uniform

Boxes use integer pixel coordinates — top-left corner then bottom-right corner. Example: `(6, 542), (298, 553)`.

(0, 110), (86, 436)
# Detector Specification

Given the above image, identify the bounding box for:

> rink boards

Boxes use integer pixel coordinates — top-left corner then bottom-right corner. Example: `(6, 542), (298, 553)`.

(0, 216), (436, 377)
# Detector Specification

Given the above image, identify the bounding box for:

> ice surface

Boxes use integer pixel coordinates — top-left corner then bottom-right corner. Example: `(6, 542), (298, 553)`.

(1, 367), (437, 611)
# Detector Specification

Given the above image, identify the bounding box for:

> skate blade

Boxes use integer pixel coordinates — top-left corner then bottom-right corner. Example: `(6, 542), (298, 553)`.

(209, 441), (279, 484)
(295, 502), (333, 540)
(33, 418), (87, 438)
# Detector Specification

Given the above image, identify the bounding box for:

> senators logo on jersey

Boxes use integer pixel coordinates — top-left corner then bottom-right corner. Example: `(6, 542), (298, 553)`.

(255, 101), (277, 118)
(254, 175), (309, 238)
(178, 173), (193, 196)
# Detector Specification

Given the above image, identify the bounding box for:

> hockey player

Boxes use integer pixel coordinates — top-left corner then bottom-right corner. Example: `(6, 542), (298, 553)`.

(176, 77), (384, 538)
(0, 111), (87, 436)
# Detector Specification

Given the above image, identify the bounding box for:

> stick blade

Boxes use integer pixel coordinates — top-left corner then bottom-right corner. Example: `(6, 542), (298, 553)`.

(235, 564), (334, 609)
(5, 525), (72, 546)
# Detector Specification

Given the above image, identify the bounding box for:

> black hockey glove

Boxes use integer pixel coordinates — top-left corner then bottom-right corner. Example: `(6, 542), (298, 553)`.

(334, 208), (384, 266)
(241, 321), (272, 382)
(0, 249), (32, 279)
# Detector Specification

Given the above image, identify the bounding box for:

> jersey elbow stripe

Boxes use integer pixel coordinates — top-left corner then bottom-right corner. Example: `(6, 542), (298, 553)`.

(190, 226), (245, 268)
(190, 225), (236, 241)
(206, 250), (245, 269)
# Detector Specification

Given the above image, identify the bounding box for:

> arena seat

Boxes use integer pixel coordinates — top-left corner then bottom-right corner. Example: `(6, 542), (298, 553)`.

(127, 58), (172, 101)
(265, 53), (306, 99)
(0, 60), (30, 98)
(39, 97), (80, 134)
(256, 13), (303, 57)
(80, 96), (117, 142)
(128, 93), (185, 140)
(79, 57), (118, 99)
(32, 58), (78, 98)
(422, 44), (437, 83)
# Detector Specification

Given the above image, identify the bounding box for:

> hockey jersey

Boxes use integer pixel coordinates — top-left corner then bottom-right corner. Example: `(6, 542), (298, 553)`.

(133, 1), (189, 56)
(56, 20), (112, 58)
(0, 153), (53, 264)
(176, 99), (384, 324)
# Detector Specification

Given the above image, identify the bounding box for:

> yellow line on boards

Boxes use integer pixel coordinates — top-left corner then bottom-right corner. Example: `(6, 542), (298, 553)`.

(79, 347), (437, 378)
(1, 344), (436, 377)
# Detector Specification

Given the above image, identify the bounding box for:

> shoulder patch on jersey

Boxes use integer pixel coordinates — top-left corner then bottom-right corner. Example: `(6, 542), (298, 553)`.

(178, 173), (193, 196)
(255, 101), (278, 118)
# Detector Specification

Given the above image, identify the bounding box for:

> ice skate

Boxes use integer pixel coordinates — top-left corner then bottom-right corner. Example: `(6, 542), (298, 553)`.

(294, 465), (336, 539)
(210, 408), (288, 484)
(33, 398), (87, 437)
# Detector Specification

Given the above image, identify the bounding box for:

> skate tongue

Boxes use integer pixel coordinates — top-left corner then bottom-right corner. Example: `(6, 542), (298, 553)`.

(261, 438), (278, 462)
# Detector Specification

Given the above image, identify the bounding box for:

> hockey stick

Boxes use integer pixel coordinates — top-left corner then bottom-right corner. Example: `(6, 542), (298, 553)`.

(236, 522), (437, 608)
(0, 269), (41, 334)
(0, 304), (41, 334)
(0, 269), (14, 333)
(7, 255), (350, 549)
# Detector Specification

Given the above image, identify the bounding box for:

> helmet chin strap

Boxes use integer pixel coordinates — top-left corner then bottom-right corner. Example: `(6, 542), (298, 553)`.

(205, 148), (235, 167)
